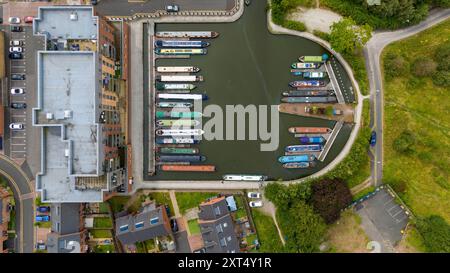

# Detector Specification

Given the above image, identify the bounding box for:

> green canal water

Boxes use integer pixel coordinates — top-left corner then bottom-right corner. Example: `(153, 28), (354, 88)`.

(148, 0), (354, 181)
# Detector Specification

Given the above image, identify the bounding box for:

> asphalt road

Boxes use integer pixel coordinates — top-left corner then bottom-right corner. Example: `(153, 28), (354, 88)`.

(364, 9), (450, 187)
(95, 0), (236, 17)
(0, 154), (34, 253)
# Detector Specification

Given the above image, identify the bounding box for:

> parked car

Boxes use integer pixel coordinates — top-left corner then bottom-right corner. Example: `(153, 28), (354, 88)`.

(170, 219), (178, 233)
(0, 18), (3, 24)
(9, 47), (22, 53)
(24, 16), (34, 23)
(91, 0), (98, 5)
(9, 52), (23, 59)
(247, 192), (261, 199)
(117, 184), (125, 193)
(370, 131), (377, 147)
(249, 201), (263, 208)
(10, 40), (22, 46)
(11, 74), (26, 80)
(9, 123), (24, 130)
(35, 215), (50, 222)
(10, 88), (24, 95)
(166, 5), (179, 12)
(11, 26), (23, 32)
(36, 206), (51, 213)
(8, 17), (21, 24)
(11, 102), (27, 109)
(36, 243), (47, 250)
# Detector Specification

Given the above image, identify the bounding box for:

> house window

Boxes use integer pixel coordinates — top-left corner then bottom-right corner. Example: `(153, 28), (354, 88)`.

(135, 221), (144, 229)
(219, 238), (227, 247)
(214, 206), (221, 216)
(150, 217), (159, 225)
(215, 224), (223, 233)
(119, 225), (128, 232)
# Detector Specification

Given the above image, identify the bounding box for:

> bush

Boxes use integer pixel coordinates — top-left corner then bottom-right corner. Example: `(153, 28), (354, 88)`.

(311, 179), (352, 224)
(313, 30), (330, 41)
(283, 20), (307, 31)
(384, 52), (409, 78)
(393, 130), (416, 154)
(411, 57), (437, 77)
(416, 215), (450, 252)
(433, 70), (450, 87)
(265, 182), (311, 209)
(434, 41), (450, 71)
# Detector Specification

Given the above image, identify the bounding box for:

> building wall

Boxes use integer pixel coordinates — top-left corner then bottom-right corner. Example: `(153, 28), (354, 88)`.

(0, 188), (11, 253)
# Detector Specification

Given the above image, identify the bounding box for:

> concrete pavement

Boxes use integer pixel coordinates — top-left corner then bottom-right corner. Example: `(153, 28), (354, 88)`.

(364, 9), (450, 186)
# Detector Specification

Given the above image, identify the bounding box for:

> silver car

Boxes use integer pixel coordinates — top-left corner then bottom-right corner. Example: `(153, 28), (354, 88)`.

(9, 17), (21, 24)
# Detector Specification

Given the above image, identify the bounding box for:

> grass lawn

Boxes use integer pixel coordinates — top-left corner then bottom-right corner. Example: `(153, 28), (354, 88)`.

(352, 186), (375, 202)
(107, 196), (130, 213)
(382, 19), (450, 223)
(94, 217), (113, 229)
(90, 229), (112, 239)
(147, 192), (174, 215)
(93, 244), (115, 253)
(144, 239), (156, 251)
(175, 192), (218, 215)
(234, 195), (247, 219)
(36, 221), (52, 229)
(98, 203), (110, 214)
(326, 210), (370, 253)
(187, 219), (201, 235)
(251, 209), (284, 253)
(135, 241), (147, 253)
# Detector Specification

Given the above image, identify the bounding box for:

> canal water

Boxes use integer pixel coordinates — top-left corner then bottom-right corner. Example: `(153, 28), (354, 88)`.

(148, 0), (353, 181)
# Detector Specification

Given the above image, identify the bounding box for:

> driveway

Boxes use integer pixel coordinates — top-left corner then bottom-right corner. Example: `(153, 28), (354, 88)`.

(174, 230), (191, 253)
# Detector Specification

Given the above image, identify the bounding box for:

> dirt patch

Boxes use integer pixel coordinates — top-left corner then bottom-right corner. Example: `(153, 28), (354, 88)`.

(287, 8), (342, 33)
(326, 210), (370, 253)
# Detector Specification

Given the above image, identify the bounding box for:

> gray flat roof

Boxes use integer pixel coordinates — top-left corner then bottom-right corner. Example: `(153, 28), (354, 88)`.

(33, 6), (98, 41)
(33, 51), (105, 203)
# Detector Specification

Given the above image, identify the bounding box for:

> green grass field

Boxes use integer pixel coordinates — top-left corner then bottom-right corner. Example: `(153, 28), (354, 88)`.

(93, 217), (113, 229)
(187, 219), (201, 235)
(251, 209), (284, 253)
(147, 192), (174, 215)
(93, 244), (115, 253)
(90, 229), (112, 239)
(382, 19), (450, 222)
(107, 196), (130, 213)
(175, 192), (218, 215)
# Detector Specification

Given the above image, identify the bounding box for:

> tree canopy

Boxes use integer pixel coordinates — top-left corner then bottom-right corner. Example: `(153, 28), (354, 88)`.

(416, 215), (450, 252)
(329, 18), (372, 54)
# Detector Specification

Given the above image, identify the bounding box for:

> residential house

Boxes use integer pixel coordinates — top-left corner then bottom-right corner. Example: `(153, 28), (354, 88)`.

(46, 203), (87, 253)
(197, 196), (240, 253)
(115, 202), (173, 251)
(0, 187), (11, 253)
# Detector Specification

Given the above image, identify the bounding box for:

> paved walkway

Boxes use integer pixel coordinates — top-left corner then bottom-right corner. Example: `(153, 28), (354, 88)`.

(169, 190), (181, 218)
(259, 196), (285, 246)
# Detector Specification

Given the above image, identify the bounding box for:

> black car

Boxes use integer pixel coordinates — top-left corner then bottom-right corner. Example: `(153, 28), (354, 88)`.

(9, 52), (23, 59)
(11, 103), (27, 109)
(170, 219), (178, 233)
(11, 26), (23, 32)
(11, 74), (26, 80)
(91, 0), (98, 5)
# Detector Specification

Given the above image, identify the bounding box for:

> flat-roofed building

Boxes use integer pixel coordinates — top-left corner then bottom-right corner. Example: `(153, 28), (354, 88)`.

(33, 6), (127, 203)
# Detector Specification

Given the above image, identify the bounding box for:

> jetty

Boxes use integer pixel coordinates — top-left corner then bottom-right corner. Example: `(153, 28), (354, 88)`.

(325, 62), (345, 104)
(317, 121), (344, 161)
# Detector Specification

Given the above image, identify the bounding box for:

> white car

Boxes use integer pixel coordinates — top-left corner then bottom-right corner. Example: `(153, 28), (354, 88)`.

(249, 201), (263, 208)
(10, 88), (24, 95)
(9, 17), (21, 24)
(247, 192), (261, 199)
(9, 47), (22, 53)
(10, 40), (22, 46)
(166, 5), (179, 12)
(9, 123), (24, 130)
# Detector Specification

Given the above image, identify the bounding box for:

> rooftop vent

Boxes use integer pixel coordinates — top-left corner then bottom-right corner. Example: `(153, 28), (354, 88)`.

(64, 110), (73, 119)
(70, 12), (78, 21)
(65, 149), (70, 157)
(46, 113), (54, 120)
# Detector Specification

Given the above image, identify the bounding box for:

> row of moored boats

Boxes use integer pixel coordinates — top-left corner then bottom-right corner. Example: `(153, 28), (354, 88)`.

(154, 31), (217, 172)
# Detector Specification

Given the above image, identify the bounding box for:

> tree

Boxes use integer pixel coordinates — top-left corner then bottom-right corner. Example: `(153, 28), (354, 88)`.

(277, 201), (327, 253)
(393, 130), (416, 154)
(264, 182), (311, 209)
(433, 71), (450, 87)
(384, 52), (409, 78)
(434, 41), (450, 71)
(412, 57), (437, 77)
(329, 18), (372, 54)
(311, 179), (352, 224)
(416, 215), (450, 252)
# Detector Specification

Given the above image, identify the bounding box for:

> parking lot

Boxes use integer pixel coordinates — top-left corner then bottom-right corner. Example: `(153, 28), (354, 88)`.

(355, 187), (410, 252)
(1, 18), (45, 168)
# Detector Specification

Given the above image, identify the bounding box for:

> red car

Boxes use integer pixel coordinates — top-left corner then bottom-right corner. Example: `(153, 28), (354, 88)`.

(24, 16), (34, 24)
